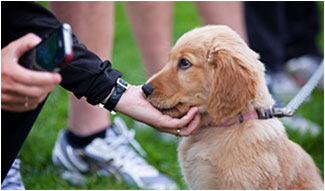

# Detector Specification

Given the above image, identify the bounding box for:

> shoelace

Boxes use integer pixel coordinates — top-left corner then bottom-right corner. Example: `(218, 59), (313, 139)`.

(104, 130), (158, 176)
(114, 117), (147, 157)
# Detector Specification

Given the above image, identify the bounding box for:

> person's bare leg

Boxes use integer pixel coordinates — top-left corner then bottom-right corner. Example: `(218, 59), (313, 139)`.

(125, 2), (173, 77)
(50, 2), (114, 136)
(195, 1), (247, 42)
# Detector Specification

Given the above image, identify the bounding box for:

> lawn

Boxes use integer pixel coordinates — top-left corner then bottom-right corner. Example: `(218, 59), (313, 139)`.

(19, 2), (324, 189)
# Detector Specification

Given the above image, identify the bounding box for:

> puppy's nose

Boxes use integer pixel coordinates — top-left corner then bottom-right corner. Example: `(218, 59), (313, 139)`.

(142, 84), (154, 98)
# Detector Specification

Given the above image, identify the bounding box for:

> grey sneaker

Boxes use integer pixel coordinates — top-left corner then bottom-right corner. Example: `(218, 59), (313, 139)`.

(270, 71), (300, 103)
(2, 158), (25, 190)
(285, 55), (323, 88)
(280, 115), (321, 136)
(52, 117), (177, 189)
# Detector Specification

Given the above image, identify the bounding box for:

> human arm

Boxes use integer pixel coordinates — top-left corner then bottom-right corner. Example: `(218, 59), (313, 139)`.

(3, 2), (200, 134)
(115, 85), (201, 136)
(3, 2), (121, 106)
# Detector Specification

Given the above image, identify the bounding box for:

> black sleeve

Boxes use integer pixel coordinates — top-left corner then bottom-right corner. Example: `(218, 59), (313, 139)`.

(1, 2), (122, 105)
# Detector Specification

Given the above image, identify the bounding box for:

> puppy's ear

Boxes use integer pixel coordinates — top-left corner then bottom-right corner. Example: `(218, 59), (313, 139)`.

(207, 49), (257, 122)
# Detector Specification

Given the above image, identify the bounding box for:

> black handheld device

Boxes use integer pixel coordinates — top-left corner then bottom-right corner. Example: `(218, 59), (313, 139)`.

(19, 23), (73, 72)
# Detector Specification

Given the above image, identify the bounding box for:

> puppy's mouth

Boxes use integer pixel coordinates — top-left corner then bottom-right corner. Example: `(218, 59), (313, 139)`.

(152, 102), (182, 112)
(151, 101), (191, 118)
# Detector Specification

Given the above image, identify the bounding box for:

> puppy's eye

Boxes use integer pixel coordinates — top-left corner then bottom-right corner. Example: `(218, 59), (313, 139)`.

(178, 59), (192, 70)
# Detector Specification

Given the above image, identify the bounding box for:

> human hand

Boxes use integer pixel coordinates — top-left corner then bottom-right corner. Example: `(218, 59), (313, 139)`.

(115, 85), (201, 137)
(1, 33), (62, 112)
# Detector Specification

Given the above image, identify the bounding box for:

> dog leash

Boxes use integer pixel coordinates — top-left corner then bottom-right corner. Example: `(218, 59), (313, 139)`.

(270, 60), (324, 118)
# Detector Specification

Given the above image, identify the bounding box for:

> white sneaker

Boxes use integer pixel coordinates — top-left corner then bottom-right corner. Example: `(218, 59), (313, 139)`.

(134, 120), (177, 142)
(2, 159), (25, 190)
(52, 116), (177, 189)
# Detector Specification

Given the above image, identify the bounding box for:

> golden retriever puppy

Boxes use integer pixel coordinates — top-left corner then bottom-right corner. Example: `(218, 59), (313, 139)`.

(145, 25), (323, 189)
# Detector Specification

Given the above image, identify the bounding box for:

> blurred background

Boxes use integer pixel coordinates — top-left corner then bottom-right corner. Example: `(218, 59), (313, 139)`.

(19, 1), (323, 189)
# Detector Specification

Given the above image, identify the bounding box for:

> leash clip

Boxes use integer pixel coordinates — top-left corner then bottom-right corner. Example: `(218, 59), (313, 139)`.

(271, 107), (294, 118)
(256, 107), (273, 119)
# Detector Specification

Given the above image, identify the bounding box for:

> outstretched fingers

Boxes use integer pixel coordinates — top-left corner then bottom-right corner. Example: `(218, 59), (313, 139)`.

(156, 107), (201, 137)
(178, 113), (201, 136)
(160, 107), (199, 128)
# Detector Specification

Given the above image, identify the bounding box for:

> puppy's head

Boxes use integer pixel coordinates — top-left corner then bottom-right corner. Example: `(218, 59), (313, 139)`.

(146, 25), (266, 122)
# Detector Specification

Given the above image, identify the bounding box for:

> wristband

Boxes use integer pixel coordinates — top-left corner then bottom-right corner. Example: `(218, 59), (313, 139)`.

(100, 78), (129, 114)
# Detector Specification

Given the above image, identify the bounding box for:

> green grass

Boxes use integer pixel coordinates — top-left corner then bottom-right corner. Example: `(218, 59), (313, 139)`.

(19, 2), (324, 189)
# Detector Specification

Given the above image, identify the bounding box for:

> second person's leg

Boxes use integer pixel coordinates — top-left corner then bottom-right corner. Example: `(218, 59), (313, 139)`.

(50, 2), (178, 189)
(125, 2), (173, 77)
(50, 2), (113, 136)
(196, 1), (247, 42)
